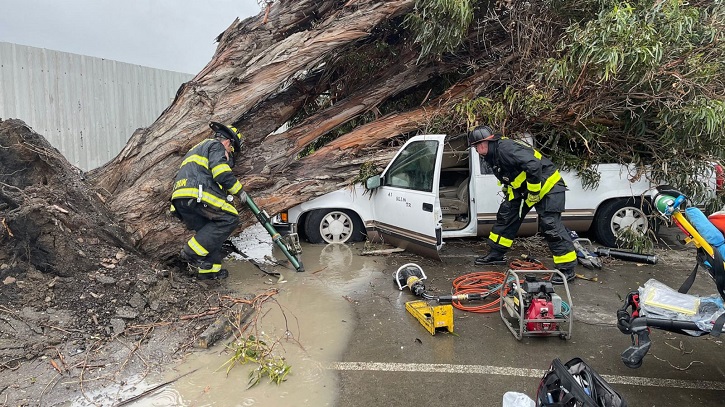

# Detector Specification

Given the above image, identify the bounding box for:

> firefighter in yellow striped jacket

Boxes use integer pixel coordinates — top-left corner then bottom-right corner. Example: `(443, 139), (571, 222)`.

(468, 126), (577, 284)
(170, 122), (247, 280)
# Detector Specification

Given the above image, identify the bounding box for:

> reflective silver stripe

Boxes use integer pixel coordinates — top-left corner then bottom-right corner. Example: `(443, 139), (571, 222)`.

(171, 188), (239, 215)
(188, 237), (209, 256)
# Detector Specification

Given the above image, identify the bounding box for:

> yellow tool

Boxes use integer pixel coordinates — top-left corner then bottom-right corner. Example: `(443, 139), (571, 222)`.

(575, 273), (598, 282)
(405, 300), (454, 335)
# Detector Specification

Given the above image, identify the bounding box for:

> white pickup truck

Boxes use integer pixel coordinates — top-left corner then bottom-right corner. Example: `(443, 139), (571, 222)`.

(273, 134), (721, 258)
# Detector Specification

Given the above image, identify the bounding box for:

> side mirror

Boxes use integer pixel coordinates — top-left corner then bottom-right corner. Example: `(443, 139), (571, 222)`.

(365, 175), (382, 190)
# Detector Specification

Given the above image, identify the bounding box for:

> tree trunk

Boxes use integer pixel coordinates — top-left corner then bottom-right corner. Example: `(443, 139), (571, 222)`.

(87, 0), (428, 261)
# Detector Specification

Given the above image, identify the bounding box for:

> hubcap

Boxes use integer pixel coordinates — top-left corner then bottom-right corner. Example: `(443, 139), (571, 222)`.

(611, 206), (648, 236)
(320, 211), (352, 243)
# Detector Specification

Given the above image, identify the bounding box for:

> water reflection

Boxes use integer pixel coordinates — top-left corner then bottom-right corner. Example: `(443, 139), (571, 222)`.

(126, 226), (383, 406)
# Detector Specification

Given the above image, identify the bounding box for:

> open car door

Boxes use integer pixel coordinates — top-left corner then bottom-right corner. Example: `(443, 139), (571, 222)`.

(365, 135), (445, 259)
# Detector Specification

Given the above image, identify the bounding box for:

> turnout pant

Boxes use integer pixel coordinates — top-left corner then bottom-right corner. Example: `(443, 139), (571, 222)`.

(486, 191), (577, 270)
(173, 198), (240, 273)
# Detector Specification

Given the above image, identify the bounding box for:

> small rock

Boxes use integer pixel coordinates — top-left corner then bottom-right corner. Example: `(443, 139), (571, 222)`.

(3, 276), (16, 285)
(128, 293), (147, 310)
(115, 306), (139, 319)
(110, 318), (126, 335)
(0, 263), (9, 270)
(96, 275), (117, 285)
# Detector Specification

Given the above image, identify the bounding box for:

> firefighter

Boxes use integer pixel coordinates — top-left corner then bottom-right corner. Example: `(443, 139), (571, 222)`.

(469, 125), (577, 284)
(170, 122), (247, 280)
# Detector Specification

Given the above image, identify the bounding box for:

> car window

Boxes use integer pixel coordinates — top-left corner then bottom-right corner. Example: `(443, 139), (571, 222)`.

(480, 157), (493, 175)
(384, 140), (439, 192)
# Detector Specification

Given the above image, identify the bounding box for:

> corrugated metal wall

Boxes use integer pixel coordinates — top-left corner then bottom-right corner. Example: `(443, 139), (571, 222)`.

(0, 42), (193, 170)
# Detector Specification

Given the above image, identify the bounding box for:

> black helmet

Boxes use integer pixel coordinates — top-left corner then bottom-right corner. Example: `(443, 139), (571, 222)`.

(210, 121), (243, 153)
(467, 125), (500, 146)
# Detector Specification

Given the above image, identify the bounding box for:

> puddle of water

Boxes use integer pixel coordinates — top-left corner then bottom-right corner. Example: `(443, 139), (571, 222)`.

(126, 225), (381, 407)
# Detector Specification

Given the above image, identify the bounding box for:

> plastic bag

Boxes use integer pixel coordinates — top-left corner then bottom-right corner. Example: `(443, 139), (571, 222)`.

(503, 392), (535, 407)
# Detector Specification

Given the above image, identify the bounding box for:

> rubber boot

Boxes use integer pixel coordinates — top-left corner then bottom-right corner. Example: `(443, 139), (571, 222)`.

(551, 267), (575, 285)
(474, 249), (507, 266)
(197, 269), (229, 281)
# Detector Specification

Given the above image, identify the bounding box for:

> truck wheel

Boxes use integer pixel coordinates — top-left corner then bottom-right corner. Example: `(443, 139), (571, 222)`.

(304, 209), (365, 244)
(592, 198), (651, 247)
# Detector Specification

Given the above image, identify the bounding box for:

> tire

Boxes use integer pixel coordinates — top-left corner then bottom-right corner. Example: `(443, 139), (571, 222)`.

(304, 209), (365, 244)
(592, 198), (651, 247)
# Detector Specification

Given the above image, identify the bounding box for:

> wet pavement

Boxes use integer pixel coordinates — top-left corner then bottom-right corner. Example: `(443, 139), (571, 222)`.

(132, 225), (725, 406)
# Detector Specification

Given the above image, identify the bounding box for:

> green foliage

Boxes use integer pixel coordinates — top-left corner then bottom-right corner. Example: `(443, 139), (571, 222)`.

(222, 335), (291, 388)
(536, 0), (725, 205)
(615, 226), (655, 254)
(404, 0), (475, 60)
(453, 96), (507, 130)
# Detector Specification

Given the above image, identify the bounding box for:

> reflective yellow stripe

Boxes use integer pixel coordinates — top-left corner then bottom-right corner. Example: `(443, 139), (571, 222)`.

(541, 170), (562, 196)
(510, 171), (527, 189)
(534, 150), (542, 159)
(188, 237), (209, 257)
(499, 236), (514, 247)
(527, 182), (541, 193)
(181, 155), (209, 169)
(198, 263), (222, 274)
(228, 181), (243, 195)
(170, 204), (176, 212)
(211, 163), (232, 177)
(489, 232), (514, 248)
(553, 251), (577, 264)
(171, 188), (239, 215)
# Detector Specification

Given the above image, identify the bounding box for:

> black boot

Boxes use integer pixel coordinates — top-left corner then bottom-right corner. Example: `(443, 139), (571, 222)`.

(551, 267), (575, 285)
(474, 250), (507, 266)
(197, 269), (229, 280)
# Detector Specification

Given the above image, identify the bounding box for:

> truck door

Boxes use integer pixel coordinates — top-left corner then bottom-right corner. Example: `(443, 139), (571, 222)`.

(367, 135), (445, 259)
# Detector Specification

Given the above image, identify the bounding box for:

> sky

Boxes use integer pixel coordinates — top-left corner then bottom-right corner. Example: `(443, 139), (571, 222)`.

(0, 0), (262, 74)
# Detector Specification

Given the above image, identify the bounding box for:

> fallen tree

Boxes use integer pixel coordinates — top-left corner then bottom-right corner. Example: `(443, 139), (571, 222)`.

(4, 0), (725, 277)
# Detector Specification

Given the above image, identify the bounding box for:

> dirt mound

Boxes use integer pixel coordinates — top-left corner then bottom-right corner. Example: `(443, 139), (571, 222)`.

(0, 119), (215, 386)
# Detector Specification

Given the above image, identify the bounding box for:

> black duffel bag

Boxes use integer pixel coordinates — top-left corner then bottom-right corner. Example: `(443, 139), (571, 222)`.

(536, 357), (627, 407)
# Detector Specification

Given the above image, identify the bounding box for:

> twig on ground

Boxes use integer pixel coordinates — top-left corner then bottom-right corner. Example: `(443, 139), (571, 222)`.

(109, 368), (199, 407)
(650, 353), (703, 370)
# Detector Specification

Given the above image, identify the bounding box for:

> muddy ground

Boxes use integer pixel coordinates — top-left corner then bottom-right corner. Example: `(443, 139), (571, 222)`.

(0, 225), (708, 407)
(0, 118), (259, 406)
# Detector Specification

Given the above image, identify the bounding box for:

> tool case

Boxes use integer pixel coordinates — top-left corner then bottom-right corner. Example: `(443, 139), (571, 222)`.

(536, 357), (627, 407)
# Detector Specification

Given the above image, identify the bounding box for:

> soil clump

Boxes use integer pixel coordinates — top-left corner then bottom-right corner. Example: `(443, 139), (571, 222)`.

(0, 119), (230, 406)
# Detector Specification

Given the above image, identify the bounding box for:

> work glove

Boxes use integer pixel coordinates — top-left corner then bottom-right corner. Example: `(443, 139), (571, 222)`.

(238, 190), (249, 205)
(525, 192), (541, 207)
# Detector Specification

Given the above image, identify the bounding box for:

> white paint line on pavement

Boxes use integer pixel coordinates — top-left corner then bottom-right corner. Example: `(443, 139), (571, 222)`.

(328, 361), (725, 391)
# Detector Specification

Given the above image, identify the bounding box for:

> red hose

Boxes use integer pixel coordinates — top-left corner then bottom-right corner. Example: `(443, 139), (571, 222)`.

(450, 258), (549, 313)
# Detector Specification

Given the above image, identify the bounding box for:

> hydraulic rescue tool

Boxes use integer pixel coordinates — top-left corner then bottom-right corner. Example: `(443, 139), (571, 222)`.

(594, 247), (657, 265)
(394, 263), (489, 303)
(244, 194), (304, 272)
(569, 231), (602, 269)
(394, 263), (489, 335)
(500, 269), (573, 340)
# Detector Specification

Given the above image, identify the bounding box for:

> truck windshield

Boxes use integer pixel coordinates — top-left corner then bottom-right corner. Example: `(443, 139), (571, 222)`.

(383, 140), (439, 192)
